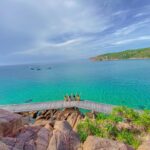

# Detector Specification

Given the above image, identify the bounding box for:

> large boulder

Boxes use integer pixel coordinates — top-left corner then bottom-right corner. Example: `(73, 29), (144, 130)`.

(0, 109), (23, 137)
(117, 122), (144, 133)
(138, 141), (150, 150)
(67, 111), (79, 128)
(47, 120), (81, 150)
(34, 119), (49, 126)
(35, 127), (52, 150)
(73, 114), (83, 131)
(1, 125), (51, 150)
(1, 126), (41, 150)
(83, 136), (134, 150)
(138, 135), (150, 150)
(0, 141), (9, 150)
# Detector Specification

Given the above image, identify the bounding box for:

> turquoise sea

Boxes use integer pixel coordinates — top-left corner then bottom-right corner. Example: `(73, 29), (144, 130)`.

(0, 60), (150, 109)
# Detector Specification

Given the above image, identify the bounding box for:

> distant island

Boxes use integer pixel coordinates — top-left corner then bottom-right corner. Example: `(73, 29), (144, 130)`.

(91, 47), (150, 61)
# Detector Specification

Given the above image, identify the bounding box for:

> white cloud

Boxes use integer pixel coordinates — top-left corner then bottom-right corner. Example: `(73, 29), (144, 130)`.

(1, 0), (112, 58)
(134, 13), (145, 18)
(1, 0), (110, 47)
(14, 37), (90, 56)
(112, 10), (129, 16)
(114, 19), (150, 36)
(112, 36), (150, 45)
(1, 0), (150, 64)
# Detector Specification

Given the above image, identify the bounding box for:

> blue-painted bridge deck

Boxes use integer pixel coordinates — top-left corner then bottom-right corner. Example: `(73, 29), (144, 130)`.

(0, 100), (115, 113)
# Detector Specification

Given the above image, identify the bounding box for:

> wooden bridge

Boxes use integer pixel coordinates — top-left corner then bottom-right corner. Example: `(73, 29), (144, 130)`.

(0, 100), (115, 113)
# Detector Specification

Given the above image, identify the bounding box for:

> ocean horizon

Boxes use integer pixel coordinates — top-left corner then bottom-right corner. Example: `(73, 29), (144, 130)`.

(0, 59), (150, 110)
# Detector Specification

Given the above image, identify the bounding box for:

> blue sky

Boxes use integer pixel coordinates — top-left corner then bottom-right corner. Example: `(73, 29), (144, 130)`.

(0, 0), (150, 65)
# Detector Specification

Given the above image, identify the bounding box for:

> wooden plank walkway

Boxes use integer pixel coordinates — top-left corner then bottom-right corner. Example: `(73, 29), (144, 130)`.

(0, 100), (115, 113)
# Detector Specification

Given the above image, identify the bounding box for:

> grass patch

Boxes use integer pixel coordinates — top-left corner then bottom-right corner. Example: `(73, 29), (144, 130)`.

(77, 106), (150, 149)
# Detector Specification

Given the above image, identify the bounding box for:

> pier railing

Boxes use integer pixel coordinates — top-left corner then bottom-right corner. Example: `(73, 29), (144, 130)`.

(0, 100), (115, 113)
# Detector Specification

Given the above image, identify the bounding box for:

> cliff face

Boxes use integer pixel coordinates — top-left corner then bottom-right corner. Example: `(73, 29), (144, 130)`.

(0, 108), (145, 150)
(0, 109), (23, 137)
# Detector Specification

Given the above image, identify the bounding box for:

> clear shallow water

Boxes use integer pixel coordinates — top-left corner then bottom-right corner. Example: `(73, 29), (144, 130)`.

(0, 60), (150, 109)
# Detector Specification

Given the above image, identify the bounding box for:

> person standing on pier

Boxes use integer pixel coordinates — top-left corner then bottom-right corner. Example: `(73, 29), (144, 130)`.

(73, 94), (76, 101)
(64, 95), (67, 101)
(68, 96), (72, 102)
(71, 93), (76, 101)
(76, 94), (80, 101)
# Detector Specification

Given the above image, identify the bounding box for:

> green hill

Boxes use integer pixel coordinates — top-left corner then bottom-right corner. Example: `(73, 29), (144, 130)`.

(91, 47), (150, 61)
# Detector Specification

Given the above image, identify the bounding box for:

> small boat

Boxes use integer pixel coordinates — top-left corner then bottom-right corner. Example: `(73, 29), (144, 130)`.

(30, 67), (35, 70)
(36, 68), (41, 71)
(25, 99), (32, 103)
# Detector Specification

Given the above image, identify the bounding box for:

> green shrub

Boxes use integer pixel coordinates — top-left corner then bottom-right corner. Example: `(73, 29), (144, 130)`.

(77, 118), (103, 142)
(96, 113), (123, 123)
(103, 124), (119, 138)
(77, 122), (88, 142)
(116, 130), (141, 149)
(134, 110), (150, 131)
(96, 113), (109, 120)
(108, 114), (123, 123)
(77, 106), (150, 149)
(112, 106), (139, 122)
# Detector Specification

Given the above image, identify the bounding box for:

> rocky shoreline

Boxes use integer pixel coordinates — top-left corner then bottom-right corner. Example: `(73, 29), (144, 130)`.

(0, 108), (149, 150)
(19, 108), (84, 131)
